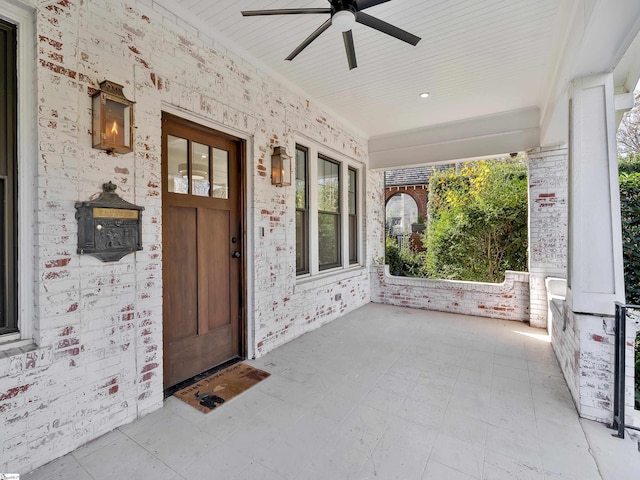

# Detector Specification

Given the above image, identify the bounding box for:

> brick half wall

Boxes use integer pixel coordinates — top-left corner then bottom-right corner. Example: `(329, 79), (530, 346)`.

(370, 265), (530, 321)
(551, 302), (640, 426)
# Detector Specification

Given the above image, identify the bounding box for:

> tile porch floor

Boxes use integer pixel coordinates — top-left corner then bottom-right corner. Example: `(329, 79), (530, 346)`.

(24, 303), (640, 479)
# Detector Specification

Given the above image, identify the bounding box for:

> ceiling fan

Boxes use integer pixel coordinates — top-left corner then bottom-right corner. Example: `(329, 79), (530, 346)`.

(241, 0), (421, 70)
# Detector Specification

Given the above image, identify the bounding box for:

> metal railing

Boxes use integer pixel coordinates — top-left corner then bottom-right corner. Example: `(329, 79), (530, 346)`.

(610, 302), (640, 439)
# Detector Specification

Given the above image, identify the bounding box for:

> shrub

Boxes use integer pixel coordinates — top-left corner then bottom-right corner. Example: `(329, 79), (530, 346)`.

(423, 159), (528, 282)
(385, 235), (425, 277)
(618, 155), (640, 410)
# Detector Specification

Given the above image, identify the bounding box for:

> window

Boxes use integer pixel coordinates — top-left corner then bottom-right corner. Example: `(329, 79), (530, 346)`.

(295, 146), (309, 274)
(0, 18), (17, 335)
(166, 134), (230, 199)
(295, 141), (362, 276)
(318, 156), (341, 270)
(348, 167), (358, 264)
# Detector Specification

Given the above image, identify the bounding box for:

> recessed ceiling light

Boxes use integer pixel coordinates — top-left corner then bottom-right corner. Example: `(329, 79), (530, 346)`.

(419, 92), (430, 98)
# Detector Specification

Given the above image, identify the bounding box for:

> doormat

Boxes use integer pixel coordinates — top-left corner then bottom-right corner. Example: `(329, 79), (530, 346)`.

(173, 363), (270, 413)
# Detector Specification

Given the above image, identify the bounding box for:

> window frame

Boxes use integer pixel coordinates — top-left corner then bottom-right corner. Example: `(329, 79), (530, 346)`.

(295, 138), (363, 278)
(348, 167), (358, 265)
(317, 154), (341, 271)
(0, 3), (36, 347)
(0, 17), (18, 336)
(295, 144), (309, 275)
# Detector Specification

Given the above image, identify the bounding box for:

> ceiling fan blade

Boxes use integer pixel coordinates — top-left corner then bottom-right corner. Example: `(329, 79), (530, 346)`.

(286, 19), (332, 61)
(356, 12), (421, 45)
(343, 30), (358, 70)
(242, 8), (331, 16)
(355, 0), (391, 11)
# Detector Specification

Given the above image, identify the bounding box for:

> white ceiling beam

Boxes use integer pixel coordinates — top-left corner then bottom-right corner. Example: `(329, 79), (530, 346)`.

(369, 108), (540, 170)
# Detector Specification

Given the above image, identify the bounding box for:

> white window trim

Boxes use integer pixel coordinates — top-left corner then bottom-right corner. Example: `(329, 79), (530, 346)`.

(0, 1), (37, 345)
(295, 136), (364, 278)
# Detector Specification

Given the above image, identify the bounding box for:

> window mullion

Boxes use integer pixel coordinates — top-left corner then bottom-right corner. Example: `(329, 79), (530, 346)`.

(309, 146), (319, 275)
(357, 167), (363, 266)
(340, 161), (349, 268)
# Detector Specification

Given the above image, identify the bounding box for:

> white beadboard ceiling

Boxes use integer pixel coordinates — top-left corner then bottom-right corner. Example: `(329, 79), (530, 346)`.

(166, 0), (575, 138)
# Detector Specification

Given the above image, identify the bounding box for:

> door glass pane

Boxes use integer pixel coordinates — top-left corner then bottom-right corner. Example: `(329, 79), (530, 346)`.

(167, 135), (188, 194)
(212, 148), (229, 198)
(191, 142), (210, 197)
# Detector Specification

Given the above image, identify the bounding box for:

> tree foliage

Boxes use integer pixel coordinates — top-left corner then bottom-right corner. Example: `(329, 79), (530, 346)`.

(619, 154), (640, 304)
(423, 158), (528, 282)
(618, 92), (640, 155)
(617, 153), (640, 410)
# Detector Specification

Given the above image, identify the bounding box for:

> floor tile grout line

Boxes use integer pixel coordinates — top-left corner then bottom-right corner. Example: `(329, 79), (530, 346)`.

(278, 352), (401, 480)
(114, 415), (223, 478)
(68, 453), (97, 480)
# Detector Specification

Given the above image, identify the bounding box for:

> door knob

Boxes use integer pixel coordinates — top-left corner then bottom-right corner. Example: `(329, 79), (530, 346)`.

(232, 251), (241, 258)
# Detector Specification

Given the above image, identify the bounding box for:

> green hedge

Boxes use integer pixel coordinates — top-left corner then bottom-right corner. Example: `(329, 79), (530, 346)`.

(423, 159), (528, 282)
(618, 154), (640, 410)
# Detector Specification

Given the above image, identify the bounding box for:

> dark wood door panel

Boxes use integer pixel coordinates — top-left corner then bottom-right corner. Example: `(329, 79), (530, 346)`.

(198, 208), (232, 332)
(162, 112), (244, 389)
(164, 206), (197, 343)
(167, 325), (234, 387)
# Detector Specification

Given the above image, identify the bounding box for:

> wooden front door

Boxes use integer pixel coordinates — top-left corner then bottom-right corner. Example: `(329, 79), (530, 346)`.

(162, 113), (243, 389)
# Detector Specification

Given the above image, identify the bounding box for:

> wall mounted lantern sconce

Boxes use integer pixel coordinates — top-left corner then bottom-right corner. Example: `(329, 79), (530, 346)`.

(91, 80), (135, 154)
(271, 146), (291, 187)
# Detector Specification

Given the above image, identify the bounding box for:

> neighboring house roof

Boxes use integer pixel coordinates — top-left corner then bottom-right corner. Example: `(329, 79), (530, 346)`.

(384, 165), (451, 187)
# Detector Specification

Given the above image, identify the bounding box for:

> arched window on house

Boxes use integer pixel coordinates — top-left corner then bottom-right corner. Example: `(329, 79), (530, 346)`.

(385, 193), (418, 236)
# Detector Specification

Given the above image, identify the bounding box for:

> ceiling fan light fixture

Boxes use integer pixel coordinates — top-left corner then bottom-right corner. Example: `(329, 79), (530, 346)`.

(332, 10), (356, 32)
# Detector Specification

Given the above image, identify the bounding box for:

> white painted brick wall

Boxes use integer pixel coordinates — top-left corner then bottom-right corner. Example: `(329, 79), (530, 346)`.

(539, 145), (639, 426)
(550, 304), (636, 425)
(370, 265), (530, 321)
(0, 0), (381, 474)
(527, 146), (568, 329)
(549, 300), (580, 406)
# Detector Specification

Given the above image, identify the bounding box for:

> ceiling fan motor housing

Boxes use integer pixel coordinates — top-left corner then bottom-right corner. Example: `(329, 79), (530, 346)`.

(331, 0), (358, 15)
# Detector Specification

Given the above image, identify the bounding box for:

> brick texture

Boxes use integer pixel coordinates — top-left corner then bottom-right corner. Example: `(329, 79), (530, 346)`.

(527, 146), (568, 329)
(550, 303), (640, 425)
(370, 265), (530, 321)
(0, 0), (381, 473)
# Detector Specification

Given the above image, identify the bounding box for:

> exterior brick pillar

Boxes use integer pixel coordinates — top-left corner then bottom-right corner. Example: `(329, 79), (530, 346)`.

(549, 73), (627, 423)
(526, 146), (568, 329)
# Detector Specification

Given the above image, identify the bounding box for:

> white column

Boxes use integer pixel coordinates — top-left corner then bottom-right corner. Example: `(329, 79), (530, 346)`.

(566, 73), (625, 315)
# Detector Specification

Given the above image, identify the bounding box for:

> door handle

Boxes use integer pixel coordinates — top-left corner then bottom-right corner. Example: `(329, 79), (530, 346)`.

(232, 251), (241, 258)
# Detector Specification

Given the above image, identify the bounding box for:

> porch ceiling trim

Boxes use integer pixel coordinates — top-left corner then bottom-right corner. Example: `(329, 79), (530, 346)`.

(369, 107), (540, 170)
(540, 0), (640, 147)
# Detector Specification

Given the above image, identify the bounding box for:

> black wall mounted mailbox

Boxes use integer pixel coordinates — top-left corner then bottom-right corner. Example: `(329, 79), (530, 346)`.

(75, 182), (144, 262)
